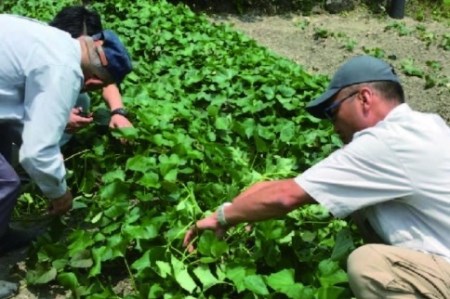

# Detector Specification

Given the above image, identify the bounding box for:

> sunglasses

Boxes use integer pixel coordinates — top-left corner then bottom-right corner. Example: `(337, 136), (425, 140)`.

(323, 91), (359, 120)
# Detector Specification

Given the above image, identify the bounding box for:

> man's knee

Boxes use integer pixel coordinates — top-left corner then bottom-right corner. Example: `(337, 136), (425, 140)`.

(4, 173), (20, 196)
(347, 244), (387, 298)
(0, 167), (20, 196)
(0, 160), (21, 205)
(0, 161), (20, 236)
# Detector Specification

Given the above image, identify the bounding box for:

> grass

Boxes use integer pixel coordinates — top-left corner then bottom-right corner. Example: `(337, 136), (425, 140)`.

(406, 0), (450, 22)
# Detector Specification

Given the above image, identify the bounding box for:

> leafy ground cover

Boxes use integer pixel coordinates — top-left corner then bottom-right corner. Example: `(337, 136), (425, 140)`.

(5, 0), (450, 298)
(3, 0), (351, 298)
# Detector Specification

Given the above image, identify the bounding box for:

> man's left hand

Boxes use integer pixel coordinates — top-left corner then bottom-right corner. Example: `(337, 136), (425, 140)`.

(109, 114), (132, 129)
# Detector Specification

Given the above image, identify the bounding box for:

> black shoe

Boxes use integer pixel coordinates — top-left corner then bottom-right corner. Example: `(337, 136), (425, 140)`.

(0, 227), (45, 256)
(0, 280), (18, 299)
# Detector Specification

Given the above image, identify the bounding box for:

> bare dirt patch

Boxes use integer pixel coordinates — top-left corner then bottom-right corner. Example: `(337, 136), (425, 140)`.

(212, 7), (450, 123)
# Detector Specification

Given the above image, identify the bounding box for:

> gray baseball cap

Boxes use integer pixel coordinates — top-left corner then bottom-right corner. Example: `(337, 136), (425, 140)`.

(306, 55), (400, 119)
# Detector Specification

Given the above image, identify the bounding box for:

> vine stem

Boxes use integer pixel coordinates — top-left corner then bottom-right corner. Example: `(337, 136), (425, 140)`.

(123, 257), (138, 293)
(64, 149), (90, 162)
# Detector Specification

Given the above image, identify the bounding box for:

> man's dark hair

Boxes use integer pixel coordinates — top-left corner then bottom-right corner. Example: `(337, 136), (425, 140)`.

(49, 5), (103, 38)
(371, 81), (405, 103)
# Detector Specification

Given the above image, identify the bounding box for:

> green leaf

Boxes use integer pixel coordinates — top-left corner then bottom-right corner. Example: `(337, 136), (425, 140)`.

(193, 265), (220, 290)
(138, 172), (160, 188)
(266, 270), (307, 299)
(244, 275), (269, 295)
(126, 155), (156, 173)
(99, 182), (129, 201)
(91, 211), (103, 224)
(225, 265), (247, 292)
(57, 272), (79, 290)
(171, 256), (197, 292)
(261, 85), (275, 100)
(102, 169), (126, 183)
(266, 268), (295, 290)
(331, 228), (354, 261)
(111, 126), (139, 139)
(123, 224), (158, 240)
(215, 116), (229, 130)
(278, 85), (296, 97)
(51, 259), (68, 271)
(148, 283), (165, 299)
(131, 250), (150, 276)
(67, 231), (95, 254)
(198, 231), (228, 257)
(90, 246), (107, 277)
(70, 257), (93, 268)
(155, 261), (172, 278)
(317, 286), (348, 299)
(163, 168), (178, 182)
(400, 59), (424, 78)
(27, 266), (57, 285)
(318, 259), (348, 287)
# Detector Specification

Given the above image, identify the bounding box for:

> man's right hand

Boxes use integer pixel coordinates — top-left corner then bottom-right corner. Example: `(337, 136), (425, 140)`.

(48, 189), (73, 216)
(65, 107), (93, 133)
(183, 214), (229, 253)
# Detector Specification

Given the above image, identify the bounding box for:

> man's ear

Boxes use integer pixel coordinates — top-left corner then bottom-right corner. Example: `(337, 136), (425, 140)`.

(82, 77), (105, 92)
(359, 87), (374, 116)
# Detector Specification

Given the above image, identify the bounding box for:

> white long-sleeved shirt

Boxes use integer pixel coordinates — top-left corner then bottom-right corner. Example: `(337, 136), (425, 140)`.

(0, 14), (83, 199)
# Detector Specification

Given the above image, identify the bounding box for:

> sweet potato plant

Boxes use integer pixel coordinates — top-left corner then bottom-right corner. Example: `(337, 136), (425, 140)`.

(1, 0), (358, 298)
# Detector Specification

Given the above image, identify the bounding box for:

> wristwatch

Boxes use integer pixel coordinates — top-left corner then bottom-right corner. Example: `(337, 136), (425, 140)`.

(110, 108), (128, 117)
(216, 202), (232, 227)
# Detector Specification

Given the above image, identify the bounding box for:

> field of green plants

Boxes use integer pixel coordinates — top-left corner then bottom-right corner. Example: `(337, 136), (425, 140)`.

(0, 0), (363, 298)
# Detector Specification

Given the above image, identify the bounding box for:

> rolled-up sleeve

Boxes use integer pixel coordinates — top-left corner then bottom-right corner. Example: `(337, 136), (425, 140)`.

(19, 65), (81, 199)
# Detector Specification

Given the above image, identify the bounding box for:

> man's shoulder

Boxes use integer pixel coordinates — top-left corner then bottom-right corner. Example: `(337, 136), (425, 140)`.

(0, 14), (47, 25)
(356, 103), (448, 141)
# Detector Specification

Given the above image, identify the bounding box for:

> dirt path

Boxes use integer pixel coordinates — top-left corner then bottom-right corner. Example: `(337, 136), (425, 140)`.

(212, 8), (450, 123)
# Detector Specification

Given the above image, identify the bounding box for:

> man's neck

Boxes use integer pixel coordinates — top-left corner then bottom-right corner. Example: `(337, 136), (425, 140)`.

(78, 37), (92, 77)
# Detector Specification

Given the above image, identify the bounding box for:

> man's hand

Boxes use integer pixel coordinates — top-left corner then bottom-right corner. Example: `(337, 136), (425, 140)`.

(48, 189), (73, 216)
(110, 114), (133, 144)
(183, 214), (228, 253)
(66, 107), (93, 133)
(109, 114), (132, 129)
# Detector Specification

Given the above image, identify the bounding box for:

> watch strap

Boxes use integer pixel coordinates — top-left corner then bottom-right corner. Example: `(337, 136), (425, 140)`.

(216, 202), (232, 226)
(110, 108), (128, 117)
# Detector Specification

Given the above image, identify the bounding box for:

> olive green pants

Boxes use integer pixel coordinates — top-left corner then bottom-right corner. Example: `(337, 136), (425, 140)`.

(347, 244), (450, 299)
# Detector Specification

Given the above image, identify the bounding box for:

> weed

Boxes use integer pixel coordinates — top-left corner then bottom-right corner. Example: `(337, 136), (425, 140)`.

(439, 33), (450, 50)
(362, 46), (385, 58)
(400, 59), (424, 78)
(296, 18), (310, 30)
(313, 27), (334, 39)
(384, 21), (413, 36)
(342, 38), (357, 52)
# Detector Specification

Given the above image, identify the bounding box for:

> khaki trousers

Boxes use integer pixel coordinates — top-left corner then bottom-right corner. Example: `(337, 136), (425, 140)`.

(347, 244), (450, 299)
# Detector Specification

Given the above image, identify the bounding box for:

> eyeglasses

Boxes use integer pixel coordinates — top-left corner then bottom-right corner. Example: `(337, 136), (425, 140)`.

(323, 91), (359, 120)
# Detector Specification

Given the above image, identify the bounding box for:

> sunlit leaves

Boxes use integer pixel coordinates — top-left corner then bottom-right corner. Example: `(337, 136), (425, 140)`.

(193, 265), (220, 290)
(244, 275), (269, 295)
(172, 256), (197, 292)
(7, 0), (354, 297)
(198, 231), (229, 258)
(266, 269), (306, 299)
